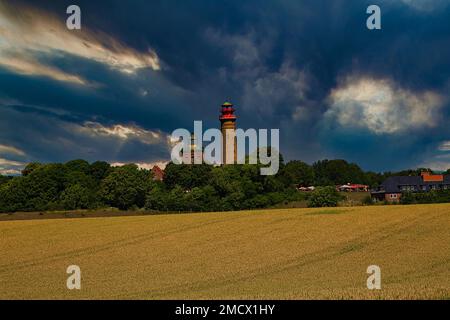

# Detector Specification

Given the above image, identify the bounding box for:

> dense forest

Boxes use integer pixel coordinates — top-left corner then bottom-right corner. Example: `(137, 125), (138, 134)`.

(0, 158), (448, 213)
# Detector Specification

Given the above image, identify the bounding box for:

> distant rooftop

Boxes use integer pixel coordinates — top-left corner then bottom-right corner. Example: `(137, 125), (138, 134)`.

(379, 174), (450, 193)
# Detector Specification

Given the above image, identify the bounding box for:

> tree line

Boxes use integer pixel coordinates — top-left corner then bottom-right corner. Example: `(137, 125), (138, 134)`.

(0, 158), (448, 213)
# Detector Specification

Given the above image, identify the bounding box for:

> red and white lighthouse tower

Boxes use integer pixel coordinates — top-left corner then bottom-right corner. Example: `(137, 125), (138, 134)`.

(219, 101), (237, 164)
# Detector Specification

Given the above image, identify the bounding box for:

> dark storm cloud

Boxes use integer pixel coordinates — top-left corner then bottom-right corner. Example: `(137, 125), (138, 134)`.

(1, 0), (450, 172)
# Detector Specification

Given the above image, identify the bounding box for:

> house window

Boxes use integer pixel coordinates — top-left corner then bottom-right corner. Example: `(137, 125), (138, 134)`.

(390, 194), (398, 199)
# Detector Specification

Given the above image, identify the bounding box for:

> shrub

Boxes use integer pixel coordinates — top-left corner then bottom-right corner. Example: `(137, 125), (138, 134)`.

(308, 186), (344, 208)
(402, 190), (450, 205)
(400, 192), (415, 205)
(362, 195), (374, 205)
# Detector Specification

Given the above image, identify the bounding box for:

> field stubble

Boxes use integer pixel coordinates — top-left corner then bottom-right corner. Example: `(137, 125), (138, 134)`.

(0, 204), (449, 299)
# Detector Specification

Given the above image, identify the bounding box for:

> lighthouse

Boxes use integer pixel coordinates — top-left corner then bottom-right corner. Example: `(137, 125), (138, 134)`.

(219, 101), (237, 164)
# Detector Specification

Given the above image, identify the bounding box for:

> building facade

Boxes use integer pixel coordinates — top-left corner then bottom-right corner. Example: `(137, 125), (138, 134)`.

(371, 172), (450, 202)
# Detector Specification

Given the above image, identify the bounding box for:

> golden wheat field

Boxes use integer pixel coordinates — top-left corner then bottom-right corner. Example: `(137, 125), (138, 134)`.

(0, 204), (449, 300)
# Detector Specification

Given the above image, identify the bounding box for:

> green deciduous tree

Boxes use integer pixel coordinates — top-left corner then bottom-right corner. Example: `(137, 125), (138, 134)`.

(21, 162), (42, 176)
(313, 159), (367, 186)
(100, 164), (153, 210)
(281, 160), (315, 187)
(0, 175), (11, 186)
(163, 163), (212, 190)
(64, 159), (90, 175)
(90, 161), (112, 182)
(60, 184), (93, 210)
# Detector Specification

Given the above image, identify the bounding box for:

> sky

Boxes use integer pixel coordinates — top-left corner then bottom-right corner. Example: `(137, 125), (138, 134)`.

(1, 0), (450, 175)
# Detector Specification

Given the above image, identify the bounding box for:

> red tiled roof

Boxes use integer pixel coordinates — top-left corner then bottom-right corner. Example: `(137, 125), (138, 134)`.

(152, 165), (164, 181)
(421, 172), (443, 182)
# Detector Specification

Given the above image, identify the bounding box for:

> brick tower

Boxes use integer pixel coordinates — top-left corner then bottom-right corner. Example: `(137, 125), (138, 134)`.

(219, 101), (237, 164)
